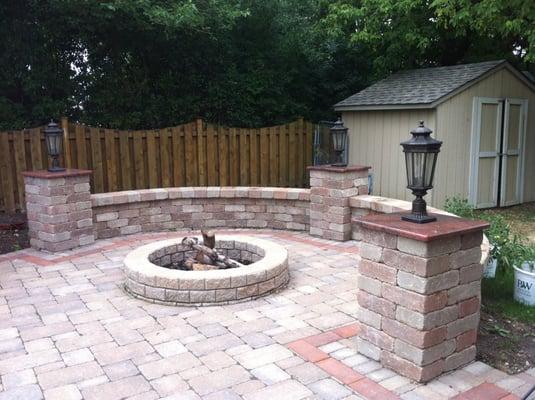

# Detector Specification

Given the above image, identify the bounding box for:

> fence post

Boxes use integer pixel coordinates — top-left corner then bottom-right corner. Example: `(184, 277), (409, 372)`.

(61, 117), (71, 169)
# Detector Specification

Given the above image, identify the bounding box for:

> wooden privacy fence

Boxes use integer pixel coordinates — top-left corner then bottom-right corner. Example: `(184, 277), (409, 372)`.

(0, 118), (314, 212)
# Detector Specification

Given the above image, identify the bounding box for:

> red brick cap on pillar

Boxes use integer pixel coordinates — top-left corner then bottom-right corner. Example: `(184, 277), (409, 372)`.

(355, 212), (489, 242)
(307, 165), (371, 173)
(22, 169), (92, 179)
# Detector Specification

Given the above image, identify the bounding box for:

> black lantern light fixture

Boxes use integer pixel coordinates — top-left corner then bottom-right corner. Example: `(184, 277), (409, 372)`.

(400, 121), (442, 223)
(44, 120), (65, 172)
(330, 117), (348, 167)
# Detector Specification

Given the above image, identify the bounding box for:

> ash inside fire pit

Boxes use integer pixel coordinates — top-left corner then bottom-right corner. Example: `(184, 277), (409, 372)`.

(148, 230), (264, 271)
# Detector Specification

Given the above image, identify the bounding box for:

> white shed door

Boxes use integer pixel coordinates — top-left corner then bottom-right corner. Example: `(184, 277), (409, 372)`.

(470, 97), (527, 208)
(500, 99), (528, 206)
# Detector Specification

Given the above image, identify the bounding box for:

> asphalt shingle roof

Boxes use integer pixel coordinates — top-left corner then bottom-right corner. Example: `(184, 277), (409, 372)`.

(335, 60), (505, 109)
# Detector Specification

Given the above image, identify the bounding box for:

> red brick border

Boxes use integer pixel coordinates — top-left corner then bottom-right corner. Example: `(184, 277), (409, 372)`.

(287, 323), (520, 400)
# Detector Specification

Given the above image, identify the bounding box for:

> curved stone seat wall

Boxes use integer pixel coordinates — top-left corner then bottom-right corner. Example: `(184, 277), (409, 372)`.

(91, 187), (310, 239)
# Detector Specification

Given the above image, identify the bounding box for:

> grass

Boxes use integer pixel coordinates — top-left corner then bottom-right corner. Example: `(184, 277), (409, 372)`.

(482, 267), (535, 323)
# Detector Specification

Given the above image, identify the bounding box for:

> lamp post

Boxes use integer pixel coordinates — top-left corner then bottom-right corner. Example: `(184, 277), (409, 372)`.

(330, 117), (348, 167)
(44, 120), (65, 172)
(400, 121), (442, 223)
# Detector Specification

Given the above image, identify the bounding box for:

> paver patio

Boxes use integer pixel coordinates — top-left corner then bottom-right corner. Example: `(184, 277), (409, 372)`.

(0, 229), (533, 400)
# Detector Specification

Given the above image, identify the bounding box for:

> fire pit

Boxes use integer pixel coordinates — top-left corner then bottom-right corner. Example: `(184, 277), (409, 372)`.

(123, 234), (289, 305)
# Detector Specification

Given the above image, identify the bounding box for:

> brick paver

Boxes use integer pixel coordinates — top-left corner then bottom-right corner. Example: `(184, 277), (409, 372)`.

(0, 230), (533, 399)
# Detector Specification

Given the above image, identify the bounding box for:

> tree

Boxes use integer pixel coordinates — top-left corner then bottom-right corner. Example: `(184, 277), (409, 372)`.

(320, 0), (534, 77)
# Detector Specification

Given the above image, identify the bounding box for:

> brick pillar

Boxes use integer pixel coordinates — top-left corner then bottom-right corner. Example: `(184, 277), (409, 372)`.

(307, 165), (370, 241)
(354, 212), (489, 382)
(22, 169), (94, 252)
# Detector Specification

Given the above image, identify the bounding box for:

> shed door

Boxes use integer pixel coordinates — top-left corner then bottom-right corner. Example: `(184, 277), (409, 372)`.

(470, 98), (502, 208)
(470, 97), (527, 208)
(500, 99), (527, 206)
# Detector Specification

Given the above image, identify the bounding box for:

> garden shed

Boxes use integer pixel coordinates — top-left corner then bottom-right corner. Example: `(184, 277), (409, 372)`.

(335, 60), (535, 209)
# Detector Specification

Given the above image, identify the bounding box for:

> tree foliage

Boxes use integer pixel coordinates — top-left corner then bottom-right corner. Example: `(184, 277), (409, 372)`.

(0, 0), (532, 130)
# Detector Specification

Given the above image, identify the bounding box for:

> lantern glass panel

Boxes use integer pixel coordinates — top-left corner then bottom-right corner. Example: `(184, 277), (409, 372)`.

(424, 152), (438, 187)
(332, 131), (345, 152)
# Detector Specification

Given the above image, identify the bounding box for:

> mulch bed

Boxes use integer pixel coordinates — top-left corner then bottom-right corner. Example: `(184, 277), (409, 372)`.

(477, 309), (535, 374)
(0, 213), (29, 254)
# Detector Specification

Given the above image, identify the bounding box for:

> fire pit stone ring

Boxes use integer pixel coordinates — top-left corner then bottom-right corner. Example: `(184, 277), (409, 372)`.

(124, 235), (289, 305)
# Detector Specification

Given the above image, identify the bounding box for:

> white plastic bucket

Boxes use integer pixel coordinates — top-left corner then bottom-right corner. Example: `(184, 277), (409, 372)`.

(483, 257), (497, 278)
(514, 262), (535, 306)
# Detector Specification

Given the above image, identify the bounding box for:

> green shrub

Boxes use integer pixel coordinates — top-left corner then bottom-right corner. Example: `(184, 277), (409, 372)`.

(443, 196), (521, 272)
(443, 196), (475, 219)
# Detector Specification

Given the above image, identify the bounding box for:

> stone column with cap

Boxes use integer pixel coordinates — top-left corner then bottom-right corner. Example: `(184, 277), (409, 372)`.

(354, 212), (489, 382)
(23, 169), (94, 252)
(308, 165), (370, 241)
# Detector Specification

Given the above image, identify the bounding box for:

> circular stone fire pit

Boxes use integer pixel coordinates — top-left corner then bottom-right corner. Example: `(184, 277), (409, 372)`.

(124, 235), (289, 305)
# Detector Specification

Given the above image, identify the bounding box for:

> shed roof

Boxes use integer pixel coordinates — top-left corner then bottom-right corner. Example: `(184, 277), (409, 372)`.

(334, 60), (535, 111)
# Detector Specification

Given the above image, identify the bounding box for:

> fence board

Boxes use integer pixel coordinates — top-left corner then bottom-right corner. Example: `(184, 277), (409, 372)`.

(279, 125), (288, 186)
(13, 131), (27, 208)
(218, 126), (228, 186)
(297, 118), (305, 187)
(0, 133), (15, 212)
(197, 119), (207, 186)
(133, 130), (145, 189)
(239, 129), (249, 185)
(288, 122), (296, 187)
(0, 118), (314, 211)
(249, 129), (259, 185)
(170, 127), (183, 187)
(146, 131), (158, 188)
(184, 123), (197, 186)
(260, 128), (269, 186)
(29, 128), (43, 170)
(104, 129), (118, 192)
(269, 127), (278, 186)
(206, 124), (217, 186)
(229, 128), (239, 186)
(119, 131), (131, 190)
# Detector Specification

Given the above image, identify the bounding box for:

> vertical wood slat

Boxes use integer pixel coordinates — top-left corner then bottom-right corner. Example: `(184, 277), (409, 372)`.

(160, 129), (171, 187)
(239, 128), (249, 185)
(171, 126), (184, 187)
(133, 130), (145, 189)
(13, 130), (27, 208)
(75, 124), (88, 169)
(229, 128), (239, 186)
(260, 128), (269, 186)
(185, 123), (197, 186)
(104, 129), (118, 192)
(146, 130), (158, 188)
(297, 118), (305, 187)
(0, 133), (15, 212)
(249, 129), (258, 185)
(279, 124), (288, 186)
(61, 117), (72, 169)
(206, 124), (217, 186)
(288, 122), (296, 187)
(90, 128), (104, 193)
(29, 127), (43, 170)
(197, 119), (206, 186)
(269, 127), (278, 186)
(218, 126), (228, 186)
(119, 131), (132, 190)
